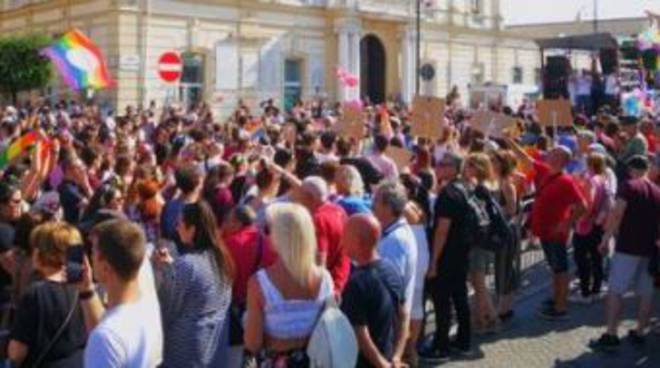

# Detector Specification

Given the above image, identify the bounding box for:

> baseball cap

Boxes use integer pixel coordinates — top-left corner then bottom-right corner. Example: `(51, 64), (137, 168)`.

(553, 145), (573, 159)
(32, 191), (61, 217)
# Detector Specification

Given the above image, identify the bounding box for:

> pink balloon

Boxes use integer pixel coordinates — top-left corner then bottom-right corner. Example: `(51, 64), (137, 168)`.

(345, 75), (359, 88)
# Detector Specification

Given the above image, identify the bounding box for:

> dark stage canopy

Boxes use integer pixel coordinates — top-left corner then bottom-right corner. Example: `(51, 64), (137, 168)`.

(535, 33), (618, 51)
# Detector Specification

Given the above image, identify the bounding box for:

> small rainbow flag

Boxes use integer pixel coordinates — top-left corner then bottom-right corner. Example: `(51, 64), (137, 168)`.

(0, 131), (41, 169)
(41, 29), (114, 91)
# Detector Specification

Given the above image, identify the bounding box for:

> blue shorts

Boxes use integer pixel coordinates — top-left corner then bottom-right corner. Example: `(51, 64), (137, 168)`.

(541, 241), (569, 274)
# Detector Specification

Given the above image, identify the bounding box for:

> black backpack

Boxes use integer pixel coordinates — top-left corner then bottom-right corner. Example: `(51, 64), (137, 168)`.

(454, 182), (513, 252)
(474, 185), (515, 252)
(451, 182), (490, 249)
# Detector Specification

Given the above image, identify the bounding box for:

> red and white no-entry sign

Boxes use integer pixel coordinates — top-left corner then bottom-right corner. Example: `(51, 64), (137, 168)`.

(158, 51), (182, 83)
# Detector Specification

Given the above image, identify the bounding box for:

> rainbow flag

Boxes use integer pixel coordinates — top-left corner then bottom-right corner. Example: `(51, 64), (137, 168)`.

(41, 29), (114, 91)
(0, 131), (41, 169)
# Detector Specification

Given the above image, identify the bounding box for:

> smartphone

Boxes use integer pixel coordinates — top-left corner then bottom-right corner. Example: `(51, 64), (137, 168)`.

(66, 245), (85, 284)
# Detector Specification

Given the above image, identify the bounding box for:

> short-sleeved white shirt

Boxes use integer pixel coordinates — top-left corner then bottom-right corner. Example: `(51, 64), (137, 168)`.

(378, 218), (418, 314)
(84, 296), (163, 368)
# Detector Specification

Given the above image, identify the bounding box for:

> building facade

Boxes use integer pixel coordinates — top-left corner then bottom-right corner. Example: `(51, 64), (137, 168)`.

(0, 0), (541, 116)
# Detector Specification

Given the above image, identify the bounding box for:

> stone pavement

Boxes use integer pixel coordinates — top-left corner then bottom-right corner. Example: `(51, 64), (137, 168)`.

(420, 254), (660, 368)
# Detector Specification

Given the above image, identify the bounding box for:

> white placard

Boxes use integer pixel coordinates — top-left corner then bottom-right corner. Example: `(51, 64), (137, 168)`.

(242, 51), (259, 89)
(258, 38), (282, 99)
(216, 40), (239, 90)
(119, 55), (140, 71)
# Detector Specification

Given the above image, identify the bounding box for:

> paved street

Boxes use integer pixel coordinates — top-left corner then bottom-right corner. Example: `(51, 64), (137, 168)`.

(421, 255), (660, 368)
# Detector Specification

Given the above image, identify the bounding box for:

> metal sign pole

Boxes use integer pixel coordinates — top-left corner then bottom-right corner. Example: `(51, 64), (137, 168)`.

(415, 0), (421, 95)
(552, 111), (558, 143)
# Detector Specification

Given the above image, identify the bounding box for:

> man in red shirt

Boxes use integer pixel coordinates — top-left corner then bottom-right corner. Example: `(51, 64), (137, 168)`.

(296, 176), (350, 294)
(510, 140), (587, 320)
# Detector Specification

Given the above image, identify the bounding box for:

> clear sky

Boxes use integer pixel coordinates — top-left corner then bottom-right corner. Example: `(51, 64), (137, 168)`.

(502, 0), (660, 25)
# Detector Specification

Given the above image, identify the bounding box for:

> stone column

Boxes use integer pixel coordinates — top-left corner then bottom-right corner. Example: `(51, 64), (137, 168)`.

(349, 30), (361, 101)
(401, 26), (416, 104)
(335, 18), (362, 102)
(337, 29), (350, 102)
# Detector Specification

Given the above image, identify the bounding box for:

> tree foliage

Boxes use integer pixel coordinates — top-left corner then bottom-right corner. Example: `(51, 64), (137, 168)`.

(0, 34), (53, 103)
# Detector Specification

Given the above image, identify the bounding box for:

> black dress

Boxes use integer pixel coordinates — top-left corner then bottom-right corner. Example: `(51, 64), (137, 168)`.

(10, 280), (86, 368)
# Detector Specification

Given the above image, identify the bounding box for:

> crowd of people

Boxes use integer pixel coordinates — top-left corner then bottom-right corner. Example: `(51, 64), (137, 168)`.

(0, 89), (656, 368)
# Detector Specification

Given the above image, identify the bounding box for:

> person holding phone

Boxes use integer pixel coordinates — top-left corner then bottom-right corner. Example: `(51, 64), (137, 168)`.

(8, 222), (86, 368)
(153, 201), (234, 367)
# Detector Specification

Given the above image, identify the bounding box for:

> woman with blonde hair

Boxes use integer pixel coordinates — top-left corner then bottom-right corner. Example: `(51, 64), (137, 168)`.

(244, 203), (333, 367)
(8, 222), (87, 368)
(463, 153), (500, 334)
(335, 165), (371, 215)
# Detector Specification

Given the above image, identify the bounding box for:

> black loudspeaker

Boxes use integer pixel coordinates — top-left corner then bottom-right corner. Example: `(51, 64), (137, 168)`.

(600, 48), (618, 74)
(642, 49), (658, 71)
(543, 56), (570, 99)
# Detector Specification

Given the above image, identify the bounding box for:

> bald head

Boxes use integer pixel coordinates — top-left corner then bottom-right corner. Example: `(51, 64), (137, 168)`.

(342, 214), (382, 263)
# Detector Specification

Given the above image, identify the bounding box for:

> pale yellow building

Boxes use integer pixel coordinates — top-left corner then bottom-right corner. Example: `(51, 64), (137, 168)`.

(1, 0), (542, 117)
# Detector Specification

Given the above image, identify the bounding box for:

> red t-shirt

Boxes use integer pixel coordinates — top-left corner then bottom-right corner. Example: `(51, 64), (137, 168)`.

(210, 186), (234, 226)
(531, 160), (586, 244)
(644, 132), (656, 153)
(313, 202), (349, 294)
(223, 225), (277, 305)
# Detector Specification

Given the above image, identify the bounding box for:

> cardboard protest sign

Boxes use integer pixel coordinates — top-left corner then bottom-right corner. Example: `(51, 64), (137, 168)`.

(387, 146), (413, 171)
(411, 96), (445, 139)
(335, 103), (364, 139)
(471, 110), (517, 138)
(537, 99), (573, 127)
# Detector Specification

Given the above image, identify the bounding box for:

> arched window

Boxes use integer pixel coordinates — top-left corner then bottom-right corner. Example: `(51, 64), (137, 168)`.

(360, 35), (386, 104)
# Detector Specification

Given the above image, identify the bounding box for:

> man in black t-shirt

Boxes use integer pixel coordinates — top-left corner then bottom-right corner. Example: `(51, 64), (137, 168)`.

(341, 214), (406, 368)
(58, 156), (91, 225)
(590, 156), (660, 351)
(0, 183), (23, 303)
(336, 137), (383, 193)
(421, 152), (472, 363)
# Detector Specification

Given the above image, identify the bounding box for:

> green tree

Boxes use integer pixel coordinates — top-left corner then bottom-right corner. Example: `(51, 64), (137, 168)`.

(0, 34), (52, 104)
